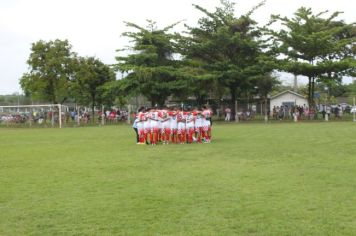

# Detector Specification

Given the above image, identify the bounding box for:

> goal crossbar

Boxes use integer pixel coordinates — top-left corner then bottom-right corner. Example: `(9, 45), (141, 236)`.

(0, 104), (62, 108)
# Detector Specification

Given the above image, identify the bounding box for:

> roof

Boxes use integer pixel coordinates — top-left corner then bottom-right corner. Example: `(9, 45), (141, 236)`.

(270, 90), (306, 100)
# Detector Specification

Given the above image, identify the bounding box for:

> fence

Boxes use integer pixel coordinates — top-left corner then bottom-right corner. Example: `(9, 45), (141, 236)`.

(1, 100), (355, 128)
(0, 104), (130, 128)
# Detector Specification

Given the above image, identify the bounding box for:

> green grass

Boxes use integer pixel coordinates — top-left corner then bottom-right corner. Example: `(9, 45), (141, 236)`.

(1, 123), (356, 235)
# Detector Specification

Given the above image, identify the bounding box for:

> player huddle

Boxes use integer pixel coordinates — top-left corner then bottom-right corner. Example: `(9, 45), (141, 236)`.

(133, 106), (213, 145)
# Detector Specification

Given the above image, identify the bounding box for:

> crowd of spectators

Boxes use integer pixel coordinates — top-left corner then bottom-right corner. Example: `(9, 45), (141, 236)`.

(219, 103), (352, 122)
(98, 109), (128, 123)
(271, 104), (346, 120)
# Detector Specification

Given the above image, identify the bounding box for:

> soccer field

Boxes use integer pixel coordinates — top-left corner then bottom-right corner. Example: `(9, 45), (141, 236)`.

(1, 123), (356, 235)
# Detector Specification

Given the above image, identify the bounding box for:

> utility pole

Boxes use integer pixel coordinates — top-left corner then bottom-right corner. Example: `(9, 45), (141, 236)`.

(293, 74), (298, 92)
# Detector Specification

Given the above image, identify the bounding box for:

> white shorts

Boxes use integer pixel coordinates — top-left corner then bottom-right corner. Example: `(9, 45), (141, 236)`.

(161, 120), (170, 129)
(150, 120), (159, 132)
(195, 118), (202, 129)
(143, 120), (151, 132)
(203, 119), (211, 127)
(177, 122), (186, 134)
(170, 120), (177, 130)
(186, 121), (195, 130)
(137, 122), (144, 132)
(203, 119), (211, 131)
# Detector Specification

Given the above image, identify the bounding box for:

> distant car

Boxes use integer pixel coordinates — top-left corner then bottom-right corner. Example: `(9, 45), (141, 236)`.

(351, 106), (356, 113)
(339, 103), (349, 109)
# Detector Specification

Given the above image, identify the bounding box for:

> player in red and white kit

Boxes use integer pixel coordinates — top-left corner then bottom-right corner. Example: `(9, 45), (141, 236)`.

(149, 108), (160, 145)
(143, 109), (151, 142)
(169, 108), (178, 144)
(134, 106), (212, 146)
(137, 109), (147, 144)
(177, 108), (186, 144)
(194, 108), (203, 143)
(157, 109), (163, 143)
(202, 106), (213, 143)
(185, 109), (195, 143)
(160, 108), (171, 144)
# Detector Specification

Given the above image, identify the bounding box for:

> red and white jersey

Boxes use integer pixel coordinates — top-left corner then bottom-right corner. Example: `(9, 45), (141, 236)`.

(138, 112), (147, 122)
(202, 109), (212, 119)
(137, 112), (146, 130)
(160, 110), (169, 120)
(160, 109), (170, 129)
(185, 112), (195, 129)
(169, 111), (178, 129)
(149, 111), (159, 121)
(148, 111), (159, 129)
(177, 111), (186, 133)
(202, 109), (212, 128)
(168, 111), (177, 120)
(177, 111), (186, 123)
(194, 111), (203, 128)
(143, 112), (151, 130)
(186, 112), (195, 123)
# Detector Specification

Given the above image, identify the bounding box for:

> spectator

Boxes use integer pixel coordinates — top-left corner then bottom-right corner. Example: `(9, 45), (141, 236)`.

(132, 113), (139, 143)
(334, 106), (339, 119)
(338, 105), (343, 119)
(70, 110), (76, 121)
(225, 107), (231, 121)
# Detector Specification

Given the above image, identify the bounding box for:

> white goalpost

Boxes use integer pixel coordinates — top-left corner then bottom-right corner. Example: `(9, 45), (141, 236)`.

(0, 104), (68, 128)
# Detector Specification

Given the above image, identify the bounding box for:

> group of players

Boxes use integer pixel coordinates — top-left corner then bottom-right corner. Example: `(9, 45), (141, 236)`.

(133, 106), (213, 145)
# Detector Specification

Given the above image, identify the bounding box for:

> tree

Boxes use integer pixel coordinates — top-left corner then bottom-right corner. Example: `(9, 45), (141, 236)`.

(314, 80), (348, 98)
(71, 57), (116, 121)
(20, 39), (77, 103)
(344, 82), (356, 105)
(182, 0), (274, 118)
(0, 94), (31, 106)
(116, 20), (183, 107)
(266, 8), (356, 107)
(253, 73), (280, 100)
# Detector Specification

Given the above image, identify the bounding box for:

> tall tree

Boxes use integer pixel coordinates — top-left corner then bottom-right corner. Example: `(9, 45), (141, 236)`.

(116, 20), (182, 107)
(71, 57), (116, 121)
(266, 8), (356, 107)
(20, 39), (77, 103)
(182, 0), (274, 118)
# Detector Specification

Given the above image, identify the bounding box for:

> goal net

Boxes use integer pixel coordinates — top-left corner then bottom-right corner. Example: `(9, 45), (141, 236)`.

(0, 104), (68, 128)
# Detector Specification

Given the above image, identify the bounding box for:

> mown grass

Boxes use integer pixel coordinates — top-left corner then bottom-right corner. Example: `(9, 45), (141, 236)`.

(1, 122), (356, 235)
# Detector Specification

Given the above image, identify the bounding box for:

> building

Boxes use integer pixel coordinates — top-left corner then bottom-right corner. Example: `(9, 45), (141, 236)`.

(270, 90), (308, 112)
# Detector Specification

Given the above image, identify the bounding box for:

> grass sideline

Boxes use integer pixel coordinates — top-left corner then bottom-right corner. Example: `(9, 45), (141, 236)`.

(1, 123), (356, 235)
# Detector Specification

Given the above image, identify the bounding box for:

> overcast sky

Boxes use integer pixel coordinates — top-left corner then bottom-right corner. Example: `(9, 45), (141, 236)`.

(0, 0), (355, 95)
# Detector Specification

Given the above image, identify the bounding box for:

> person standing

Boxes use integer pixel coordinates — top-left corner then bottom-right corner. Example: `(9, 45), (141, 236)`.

(177, 108), (186, 144)
(225, 107), (231, 121)
(132, 113), (139, 143)
(194, 108), (203, 143)
(338, 105), (343, 119)
(136, 107), (147, 144)
(149, 108), (160, 145)
(202, 106), (213, 142)
(185, 109), (195, 143)
(160, 107), (171, 144)
(169, 108), (178, 144)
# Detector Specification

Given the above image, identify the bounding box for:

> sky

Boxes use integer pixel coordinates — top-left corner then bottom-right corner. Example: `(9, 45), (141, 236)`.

(0, 0), (355, 95)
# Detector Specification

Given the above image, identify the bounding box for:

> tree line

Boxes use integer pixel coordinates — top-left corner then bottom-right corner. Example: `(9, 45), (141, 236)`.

(20, 0), (355, 119)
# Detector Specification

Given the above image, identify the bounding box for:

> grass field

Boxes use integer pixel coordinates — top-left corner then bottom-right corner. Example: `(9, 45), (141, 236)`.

(1, 122), (356, 235)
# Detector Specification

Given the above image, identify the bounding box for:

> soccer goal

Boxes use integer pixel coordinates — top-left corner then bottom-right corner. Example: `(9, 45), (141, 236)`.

(0, 104), (68, 128)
